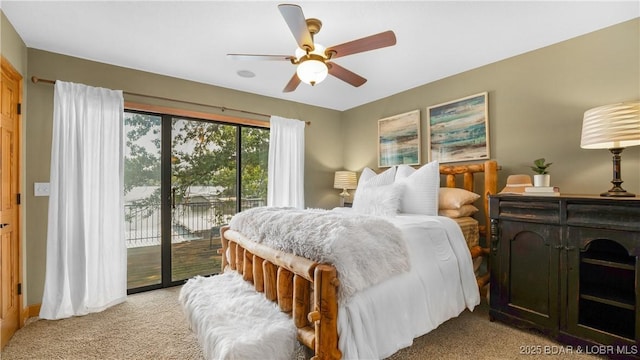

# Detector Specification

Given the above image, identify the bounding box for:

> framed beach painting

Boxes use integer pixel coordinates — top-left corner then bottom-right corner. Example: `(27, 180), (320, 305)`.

(378, 110), (421, 167)
(427, 92), (489, 163)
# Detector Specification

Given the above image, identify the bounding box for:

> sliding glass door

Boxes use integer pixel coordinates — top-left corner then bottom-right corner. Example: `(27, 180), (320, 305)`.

(170, 118), (238, 282)
(124, 112), (162, 289)
(124, 110), (269, 292)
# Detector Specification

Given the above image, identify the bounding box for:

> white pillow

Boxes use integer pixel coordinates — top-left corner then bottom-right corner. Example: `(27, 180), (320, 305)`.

(352, 183), (404, 216)
(394, 161), (440, 216)
(352, 167), (398, 214)
(357, 166), (396, 187)
(438, 187), (481, 210)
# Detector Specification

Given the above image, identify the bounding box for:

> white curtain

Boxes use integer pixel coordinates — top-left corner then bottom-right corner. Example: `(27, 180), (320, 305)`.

(267, 116), (305, 208)
(40, 81), (126, 320)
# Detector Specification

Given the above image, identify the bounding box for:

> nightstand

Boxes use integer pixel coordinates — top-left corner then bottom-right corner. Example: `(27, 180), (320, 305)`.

(489, 194), (640, 354)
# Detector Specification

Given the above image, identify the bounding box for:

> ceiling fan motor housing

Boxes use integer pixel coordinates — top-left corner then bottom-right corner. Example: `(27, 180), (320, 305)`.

(306, 18), (322, 37)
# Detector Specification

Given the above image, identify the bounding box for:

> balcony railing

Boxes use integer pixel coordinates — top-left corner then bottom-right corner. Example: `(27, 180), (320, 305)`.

(124, 198), (265, 248)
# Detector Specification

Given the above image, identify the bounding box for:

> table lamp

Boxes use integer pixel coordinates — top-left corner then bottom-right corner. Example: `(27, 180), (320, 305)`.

(580, 101), (640, 197)
(333, 171), (357, 205)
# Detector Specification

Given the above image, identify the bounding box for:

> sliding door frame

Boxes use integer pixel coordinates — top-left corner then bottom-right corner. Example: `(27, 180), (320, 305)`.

(125, 103), (269, 293)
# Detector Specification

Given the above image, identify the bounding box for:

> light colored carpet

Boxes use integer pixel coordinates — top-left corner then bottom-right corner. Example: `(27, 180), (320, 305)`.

(2, 287), (203, 360)
(2, 286), (600, 360)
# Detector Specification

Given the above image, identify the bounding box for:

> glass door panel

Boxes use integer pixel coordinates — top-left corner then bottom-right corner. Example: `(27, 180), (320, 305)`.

(240, 127), (269, 211)
(124, 112), (162, 289)
(170, 118), (237, 282)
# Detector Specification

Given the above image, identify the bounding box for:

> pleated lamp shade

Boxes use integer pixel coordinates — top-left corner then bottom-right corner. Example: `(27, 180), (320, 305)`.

(580, 101), (640, 197)
(333, 171), (357, 199)
(333, 171), (357, 190)
(581, 101), (640, 149)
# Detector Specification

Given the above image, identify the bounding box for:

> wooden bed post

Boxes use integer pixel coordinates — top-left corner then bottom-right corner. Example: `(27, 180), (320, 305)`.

(277, 267), (294, 313)
(308, 264), (341, 360)
(483, 160), (498, 239)
(253, 255), (265, 292)
(478, 160), (498, 296)
(293, 275), (310, 328)
(263, 260), (278, 301)
(243, 249), (253, 282)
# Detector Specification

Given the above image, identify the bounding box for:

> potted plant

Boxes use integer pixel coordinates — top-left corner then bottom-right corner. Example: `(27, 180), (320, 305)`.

(531, 158), (552, 187)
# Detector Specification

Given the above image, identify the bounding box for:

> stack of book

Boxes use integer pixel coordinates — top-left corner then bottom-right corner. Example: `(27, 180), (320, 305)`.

(524, 186), (560, 196)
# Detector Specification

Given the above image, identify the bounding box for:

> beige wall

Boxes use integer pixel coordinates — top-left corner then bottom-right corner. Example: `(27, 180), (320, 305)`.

(14, 17), (640, 306)
(342, 19), (640, 196)
(1, 11), (28, 74)
(25, 49), (343, 304)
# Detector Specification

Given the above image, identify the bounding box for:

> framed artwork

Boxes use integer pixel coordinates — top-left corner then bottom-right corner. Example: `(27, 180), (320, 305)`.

(427, 92), (489, 163)
(378, 110), (421, 167)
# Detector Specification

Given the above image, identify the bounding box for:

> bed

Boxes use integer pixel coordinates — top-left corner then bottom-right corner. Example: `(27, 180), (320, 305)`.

(215, 160), (498, 360)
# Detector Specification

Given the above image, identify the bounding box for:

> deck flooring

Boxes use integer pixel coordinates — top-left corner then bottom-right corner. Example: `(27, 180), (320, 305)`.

(127, 238), (222, 289)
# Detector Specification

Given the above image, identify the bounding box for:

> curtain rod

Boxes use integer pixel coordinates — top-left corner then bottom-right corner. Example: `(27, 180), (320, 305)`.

(31, 76), (310, 126)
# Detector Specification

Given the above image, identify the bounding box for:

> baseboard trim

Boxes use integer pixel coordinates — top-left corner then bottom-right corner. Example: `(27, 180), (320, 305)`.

(27, 304), (41, 318)
(21, 307), (29, 326)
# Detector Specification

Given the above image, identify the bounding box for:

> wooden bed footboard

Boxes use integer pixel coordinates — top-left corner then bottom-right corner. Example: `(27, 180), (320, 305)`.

(220, 226), (342, 360)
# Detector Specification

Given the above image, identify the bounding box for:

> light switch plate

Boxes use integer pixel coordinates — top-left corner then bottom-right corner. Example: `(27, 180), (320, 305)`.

(34, 182), (50, 197)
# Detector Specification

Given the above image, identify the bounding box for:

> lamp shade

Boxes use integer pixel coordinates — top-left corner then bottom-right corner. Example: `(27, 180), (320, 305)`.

(581, 101), (640, 149)
(333, 171), (357, 190)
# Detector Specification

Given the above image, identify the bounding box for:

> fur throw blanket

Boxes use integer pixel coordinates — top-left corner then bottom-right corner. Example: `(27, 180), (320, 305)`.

(179, 272), (298, 360)
(229, 207), (410, 303)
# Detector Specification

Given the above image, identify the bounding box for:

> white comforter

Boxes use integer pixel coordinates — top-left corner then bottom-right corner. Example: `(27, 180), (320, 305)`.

(333, 209), (480, 359)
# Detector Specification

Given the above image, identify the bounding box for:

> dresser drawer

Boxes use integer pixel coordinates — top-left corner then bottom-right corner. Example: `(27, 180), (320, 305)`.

(495, 199), (561, 224)
(567, 202), (640, 232)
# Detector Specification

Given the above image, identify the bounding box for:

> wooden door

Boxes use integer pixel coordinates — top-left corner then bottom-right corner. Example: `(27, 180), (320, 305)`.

(0, 57), (22, 349)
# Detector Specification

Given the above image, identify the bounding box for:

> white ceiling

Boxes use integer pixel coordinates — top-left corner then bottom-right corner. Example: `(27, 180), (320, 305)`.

(1, 1), (638, 111)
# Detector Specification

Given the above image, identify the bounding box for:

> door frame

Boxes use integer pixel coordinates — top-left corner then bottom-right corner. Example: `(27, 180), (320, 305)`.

(124, 105), (269, 293)
(0, 55), (24, 349)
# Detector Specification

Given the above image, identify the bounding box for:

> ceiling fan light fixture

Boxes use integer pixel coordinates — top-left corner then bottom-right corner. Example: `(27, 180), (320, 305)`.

(296, 58), (328, 86)
(295, 44), (328, 86)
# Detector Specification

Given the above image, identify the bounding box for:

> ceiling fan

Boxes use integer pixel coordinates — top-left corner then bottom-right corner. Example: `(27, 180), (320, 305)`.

(227, 4), (397, 92)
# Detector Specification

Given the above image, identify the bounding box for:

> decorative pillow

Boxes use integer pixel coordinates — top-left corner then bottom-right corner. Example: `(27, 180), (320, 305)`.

(352, 167), (398, 214)
(438, 204), (479, 218)
(357, 166), (396, 187)
(394, 161), (440, 216)
(438, 187), (481, 210)
(352, 183), (403, 216)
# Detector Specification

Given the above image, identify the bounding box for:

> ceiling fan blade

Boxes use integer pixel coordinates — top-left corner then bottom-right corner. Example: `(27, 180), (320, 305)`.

(326, 30), (396, 59)
(283, 73), (301, 93)
(328, 62), (367, 87)
(227, 54), (294, 61)
(278, 4), (314, 51)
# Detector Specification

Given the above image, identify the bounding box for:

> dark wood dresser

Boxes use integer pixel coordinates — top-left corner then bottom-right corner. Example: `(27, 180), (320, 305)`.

(489, 194), (639, 358)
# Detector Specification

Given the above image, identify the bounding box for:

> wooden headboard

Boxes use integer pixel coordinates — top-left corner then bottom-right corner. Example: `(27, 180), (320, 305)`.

(439, 160), (499, 238)
(439, 160), (498, 295)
